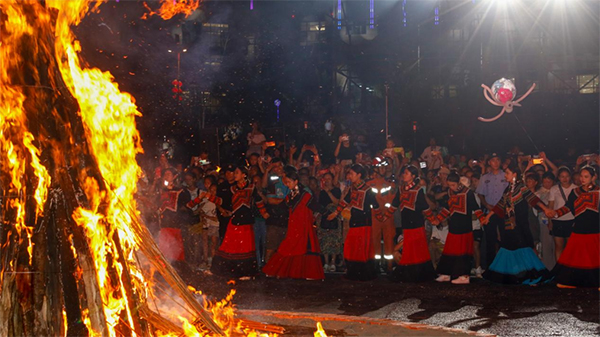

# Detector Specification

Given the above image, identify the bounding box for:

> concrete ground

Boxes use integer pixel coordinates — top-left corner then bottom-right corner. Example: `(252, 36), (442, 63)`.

(187, 271), (600, 336)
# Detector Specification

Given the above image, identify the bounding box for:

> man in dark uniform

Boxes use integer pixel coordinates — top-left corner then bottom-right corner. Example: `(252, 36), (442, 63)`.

(216, 164), (236, 242)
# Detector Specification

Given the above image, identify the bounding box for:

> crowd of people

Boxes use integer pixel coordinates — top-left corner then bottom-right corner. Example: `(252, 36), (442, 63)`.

(137, 122), (599, 289)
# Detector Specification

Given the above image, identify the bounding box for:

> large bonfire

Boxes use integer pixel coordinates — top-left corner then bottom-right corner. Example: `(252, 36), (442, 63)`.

(0, 1), (277, 336)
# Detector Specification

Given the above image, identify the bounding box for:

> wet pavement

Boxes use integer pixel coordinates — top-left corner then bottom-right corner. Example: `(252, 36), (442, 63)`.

(188, 272), (600, 336)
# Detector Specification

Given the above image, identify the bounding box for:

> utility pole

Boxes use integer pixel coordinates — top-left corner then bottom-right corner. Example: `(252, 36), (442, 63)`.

(385, 84), (389, 139)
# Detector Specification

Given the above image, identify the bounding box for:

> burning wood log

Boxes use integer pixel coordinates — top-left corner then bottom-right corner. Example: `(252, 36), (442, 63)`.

(0, 1), (274, 336)
(139, 305), (184, 335)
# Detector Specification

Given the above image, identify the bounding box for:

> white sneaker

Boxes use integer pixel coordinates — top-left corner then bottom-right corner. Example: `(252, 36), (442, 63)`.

(451, 275), (470, 284)
(475, 267), (484, 278)
(328, 264), (336, 273)
(435, 275), (451, 282)
(323, 264), (330, 272)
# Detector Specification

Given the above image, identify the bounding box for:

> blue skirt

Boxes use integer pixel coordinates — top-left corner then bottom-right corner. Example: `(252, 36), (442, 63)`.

(483, 247), (552, 285)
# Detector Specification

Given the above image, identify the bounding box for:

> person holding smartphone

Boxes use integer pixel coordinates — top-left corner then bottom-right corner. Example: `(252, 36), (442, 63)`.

(335, 133), (356, 165)
(419, 138), (443, 171)
(247, 122), (266, 158)
(575, 153), (599, 173)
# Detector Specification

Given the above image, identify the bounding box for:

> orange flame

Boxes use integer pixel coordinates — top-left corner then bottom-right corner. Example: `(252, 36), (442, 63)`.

(0, 0), (52, 266)
(40, 0), (143, 334)
(1, 1), (275, 336)
(62, 309), (68, 337)
(142, 0), (200, 20)
(314, 322), (328, 337)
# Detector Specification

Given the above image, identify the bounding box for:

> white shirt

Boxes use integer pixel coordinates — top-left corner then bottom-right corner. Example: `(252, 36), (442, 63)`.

(199, 199), (219, 228)
(247, 132), (266, 156)
(420, 146), (442, 170)
(247, 132), (266, 145)
(548, 184), (577, 221)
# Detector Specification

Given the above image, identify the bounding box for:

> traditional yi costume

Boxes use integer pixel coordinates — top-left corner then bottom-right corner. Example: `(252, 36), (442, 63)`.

(484, 180), (551, 285)
(386, 181), (437, 282)
(434, 186), (486, 280)
(335, 180), (379, 281)
(552, 184), (599, 287)
(262, 185), (324, 280)
(188, 180), (267, 278)
(158, 188), (185, 262)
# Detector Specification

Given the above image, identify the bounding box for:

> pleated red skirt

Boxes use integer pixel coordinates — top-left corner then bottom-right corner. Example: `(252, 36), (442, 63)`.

(262, 253), (324, 280)
(400, 227), (432, 265)
(393, 227), (435, 282)
(344, 226), (374, 262)
(553, 233), (599, 287)
(217, 223), (256, 256)
(211, 222), (257, 278)
(158, 228), (185, 262)
(344, 226), (377, 281)
(436, 232), (474, 278)
(442, 232), (474, 256)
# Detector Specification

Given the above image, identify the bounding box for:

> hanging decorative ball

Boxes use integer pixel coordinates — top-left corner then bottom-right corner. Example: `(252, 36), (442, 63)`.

(478, 78), (536, 123)
(491, 78), (516, 104)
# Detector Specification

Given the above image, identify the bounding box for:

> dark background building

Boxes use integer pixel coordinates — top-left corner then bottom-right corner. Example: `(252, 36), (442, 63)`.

(78, 0), (599, 164)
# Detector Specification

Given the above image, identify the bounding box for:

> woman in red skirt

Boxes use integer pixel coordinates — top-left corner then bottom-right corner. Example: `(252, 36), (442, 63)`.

(385, 165), (436, 282)
(550, 166), (599, 288)
(158, 168), (186, 263)
(187, 165), (268, 278)
(263, 167), (324, 280)
(327, 164), (379, 281)
(432, 172), (486, 284)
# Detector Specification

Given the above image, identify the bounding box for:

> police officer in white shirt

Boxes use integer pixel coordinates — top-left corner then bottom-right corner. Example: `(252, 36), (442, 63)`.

(475, 153), (508, 268)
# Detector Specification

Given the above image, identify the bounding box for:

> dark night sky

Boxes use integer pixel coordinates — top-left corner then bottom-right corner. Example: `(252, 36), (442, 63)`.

(74, 1), (599, 165)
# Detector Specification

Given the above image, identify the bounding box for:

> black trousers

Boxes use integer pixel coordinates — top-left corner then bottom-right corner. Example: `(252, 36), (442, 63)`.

(483, 214), (502, 268)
